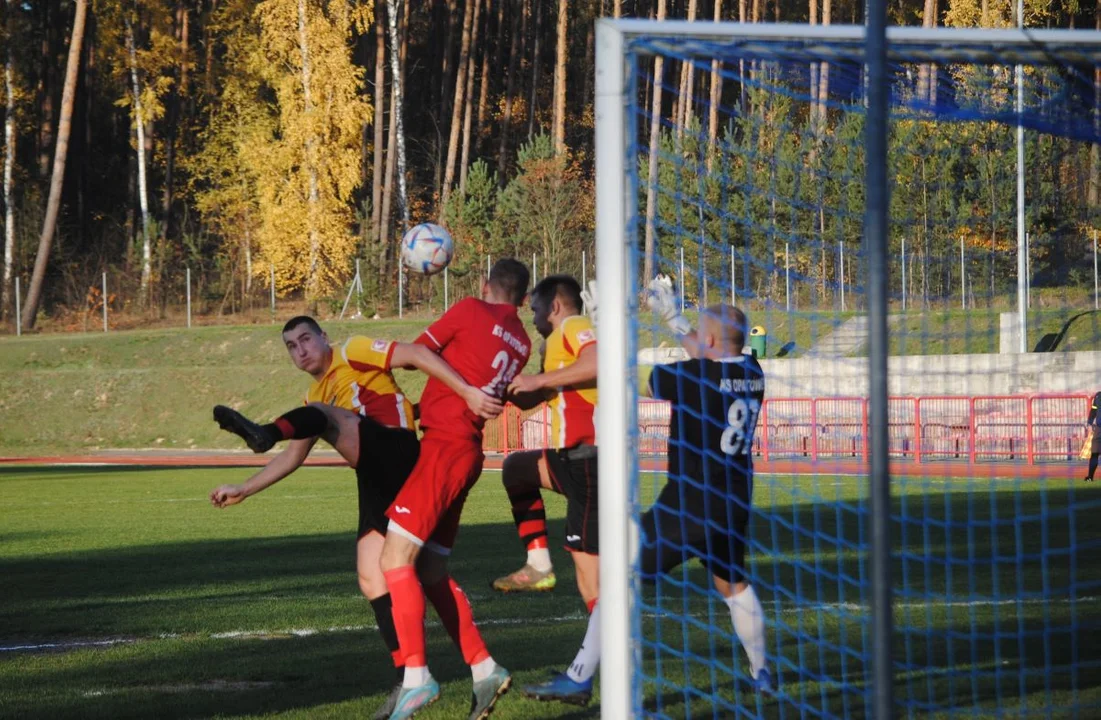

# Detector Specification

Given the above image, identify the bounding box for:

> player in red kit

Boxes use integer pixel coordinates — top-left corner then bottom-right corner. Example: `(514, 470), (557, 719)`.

(380, 258), (532, 720)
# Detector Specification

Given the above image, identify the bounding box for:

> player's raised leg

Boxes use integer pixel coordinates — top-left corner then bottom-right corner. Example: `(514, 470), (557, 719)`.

(493, 450), (557, 592)
(213, 401), (349, 455)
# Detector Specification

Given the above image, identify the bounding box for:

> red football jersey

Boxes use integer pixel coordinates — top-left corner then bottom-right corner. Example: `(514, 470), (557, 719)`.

(416, 297), (532, 440)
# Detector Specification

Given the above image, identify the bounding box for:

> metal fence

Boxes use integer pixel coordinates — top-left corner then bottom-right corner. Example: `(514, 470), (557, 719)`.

(483, 393), (1093, 465)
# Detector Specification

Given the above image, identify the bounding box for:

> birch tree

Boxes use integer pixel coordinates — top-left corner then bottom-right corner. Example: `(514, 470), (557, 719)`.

(387, 0), (408, 228)
(2, 0), (16, 320)
(235, 0), (371, 296)
(125, 17), (154, 304)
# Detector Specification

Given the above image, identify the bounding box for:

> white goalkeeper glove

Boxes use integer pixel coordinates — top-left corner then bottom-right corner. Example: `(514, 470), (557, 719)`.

(646, 275), (692, 336)
(580, 280), (599, 327)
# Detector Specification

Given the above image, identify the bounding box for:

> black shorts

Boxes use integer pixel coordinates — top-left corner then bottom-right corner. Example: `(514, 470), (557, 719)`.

(639, 471), (752, 584)
(355, 418), (420, 539)
(1092, 427), (1101, 454)
(544, 445), (599, 554)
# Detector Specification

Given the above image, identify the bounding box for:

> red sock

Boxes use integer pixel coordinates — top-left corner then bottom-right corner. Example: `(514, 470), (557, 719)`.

(424, 576), (489, 665)
(266, 406), (328, 441)
(383, 566), (427, 668)
(507, 487), (548, 552)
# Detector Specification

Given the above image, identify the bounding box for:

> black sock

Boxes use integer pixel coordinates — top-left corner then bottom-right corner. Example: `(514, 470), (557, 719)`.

(1089, 453), (1099, 480)
(369, 593), (404, 682)
(264, 406), (328, 442)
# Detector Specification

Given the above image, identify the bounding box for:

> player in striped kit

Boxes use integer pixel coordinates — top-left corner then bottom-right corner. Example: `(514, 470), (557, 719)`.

(209, 315), (502, 719)
(494, 274), (602, 706)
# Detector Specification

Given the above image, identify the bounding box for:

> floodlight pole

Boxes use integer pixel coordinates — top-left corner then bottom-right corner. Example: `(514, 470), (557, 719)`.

(355, 258), (362, 315)
(839, 239), (844, 311)
(679, 245), (685, 311)
(14, 276), (20, 336)
(960, 235), (966, 310)
(785, 241), (791, 311)
(186, 266), (192, 328)
(864, 6), (895, 720)
(1094, 230), (1098, 310)
(1026, 232), (1031, 309)
(901, 236), (907, 311)
(444, 266), (450, 311)
(730, 245), (736, 305)
(102, 272), (108, 332)
(1015, 0), (1027, 352)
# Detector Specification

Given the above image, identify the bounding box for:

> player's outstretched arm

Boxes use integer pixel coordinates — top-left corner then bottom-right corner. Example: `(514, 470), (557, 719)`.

(645, 275), (706, 356)
(391, 342), (504, 420)
(508, 344), (597, 395)
(210, 438), (315, 508)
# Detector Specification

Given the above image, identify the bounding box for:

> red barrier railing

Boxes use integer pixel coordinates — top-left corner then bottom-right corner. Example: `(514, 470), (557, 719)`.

(482, 393), (1093, 466)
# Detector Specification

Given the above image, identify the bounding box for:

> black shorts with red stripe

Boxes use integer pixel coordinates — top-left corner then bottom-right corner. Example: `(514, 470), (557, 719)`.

(543, 444), (599, 554)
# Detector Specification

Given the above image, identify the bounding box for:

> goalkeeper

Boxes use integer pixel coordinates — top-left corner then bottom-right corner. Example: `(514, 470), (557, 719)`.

(640, 276), (775, 694)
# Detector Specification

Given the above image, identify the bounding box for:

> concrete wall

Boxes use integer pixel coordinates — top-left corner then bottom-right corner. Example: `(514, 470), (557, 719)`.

(758, 351), (1101, 398)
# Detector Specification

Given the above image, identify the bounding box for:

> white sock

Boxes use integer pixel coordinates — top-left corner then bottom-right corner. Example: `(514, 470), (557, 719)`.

(471, 656), (497, 683)
(566, 602), (601, 684)
(402, 665), (432, 688)
(527, 547), (553, 573)
(725, 585), (767, 679)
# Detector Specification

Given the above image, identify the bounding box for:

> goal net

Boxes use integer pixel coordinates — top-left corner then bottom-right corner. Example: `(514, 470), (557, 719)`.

(595, 21), (1101, 719)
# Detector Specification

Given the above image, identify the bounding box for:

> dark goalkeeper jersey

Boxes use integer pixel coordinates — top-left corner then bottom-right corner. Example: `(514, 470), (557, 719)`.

(649, 354), (766, 484)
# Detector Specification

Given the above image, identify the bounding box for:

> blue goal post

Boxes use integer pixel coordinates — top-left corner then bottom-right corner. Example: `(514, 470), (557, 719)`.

(596, 19), (1101, 719)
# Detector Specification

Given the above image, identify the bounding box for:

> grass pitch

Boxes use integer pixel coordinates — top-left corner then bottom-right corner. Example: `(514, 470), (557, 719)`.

(1, 466), (1099, 719)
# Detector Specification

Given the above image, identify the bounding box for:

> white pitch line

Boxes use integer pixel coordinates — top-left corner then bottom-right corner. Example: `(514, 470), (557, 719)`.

(4, 597), (1095, 654)
(0, 638), (136, 652)
(2, 493), (354, 507)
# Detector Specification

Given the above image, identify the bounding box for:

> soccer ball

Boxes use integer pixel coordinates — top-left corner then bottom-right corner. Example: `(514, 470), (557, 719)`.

(401, 223), (454, 276)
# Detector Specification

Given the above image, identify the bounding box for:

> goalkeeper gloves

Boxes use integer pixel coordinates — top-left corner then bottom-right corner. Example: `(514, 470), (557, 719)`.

(580, 280), (599, 327)
(646, 275), (692, 336)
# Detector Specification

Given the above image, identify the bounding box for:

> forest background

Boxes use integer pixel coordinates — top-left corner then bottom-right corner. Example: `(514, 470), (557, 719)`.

(0, 0), (1097, 332)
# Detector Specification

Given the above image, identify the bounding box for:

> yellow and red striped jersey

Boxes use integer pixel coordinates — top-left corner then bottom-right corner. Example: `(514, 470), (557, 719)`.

(306, 336), (414, 429)
(542, 315), (598, 448)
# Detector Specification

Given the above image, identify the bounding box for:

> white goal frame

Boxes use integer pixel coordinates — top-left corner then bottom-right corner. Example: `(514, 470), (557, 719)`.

(594, 19), (1101, 718)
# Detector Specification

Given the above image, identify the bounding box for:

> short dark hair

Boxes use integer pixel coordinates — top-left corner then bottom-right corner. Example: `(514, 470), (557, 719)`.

(703, 304), (747, 349)
(531, 274), (583, 314)
(488, 258), (530, 306)
(282, 315), (324, 336)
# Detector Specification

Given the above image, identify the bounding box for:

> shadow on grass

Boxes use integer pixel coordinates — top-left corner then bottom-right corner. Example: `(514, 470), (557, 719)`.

(3, 481), (1101, 718)
(634, 484), (1101, 718)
